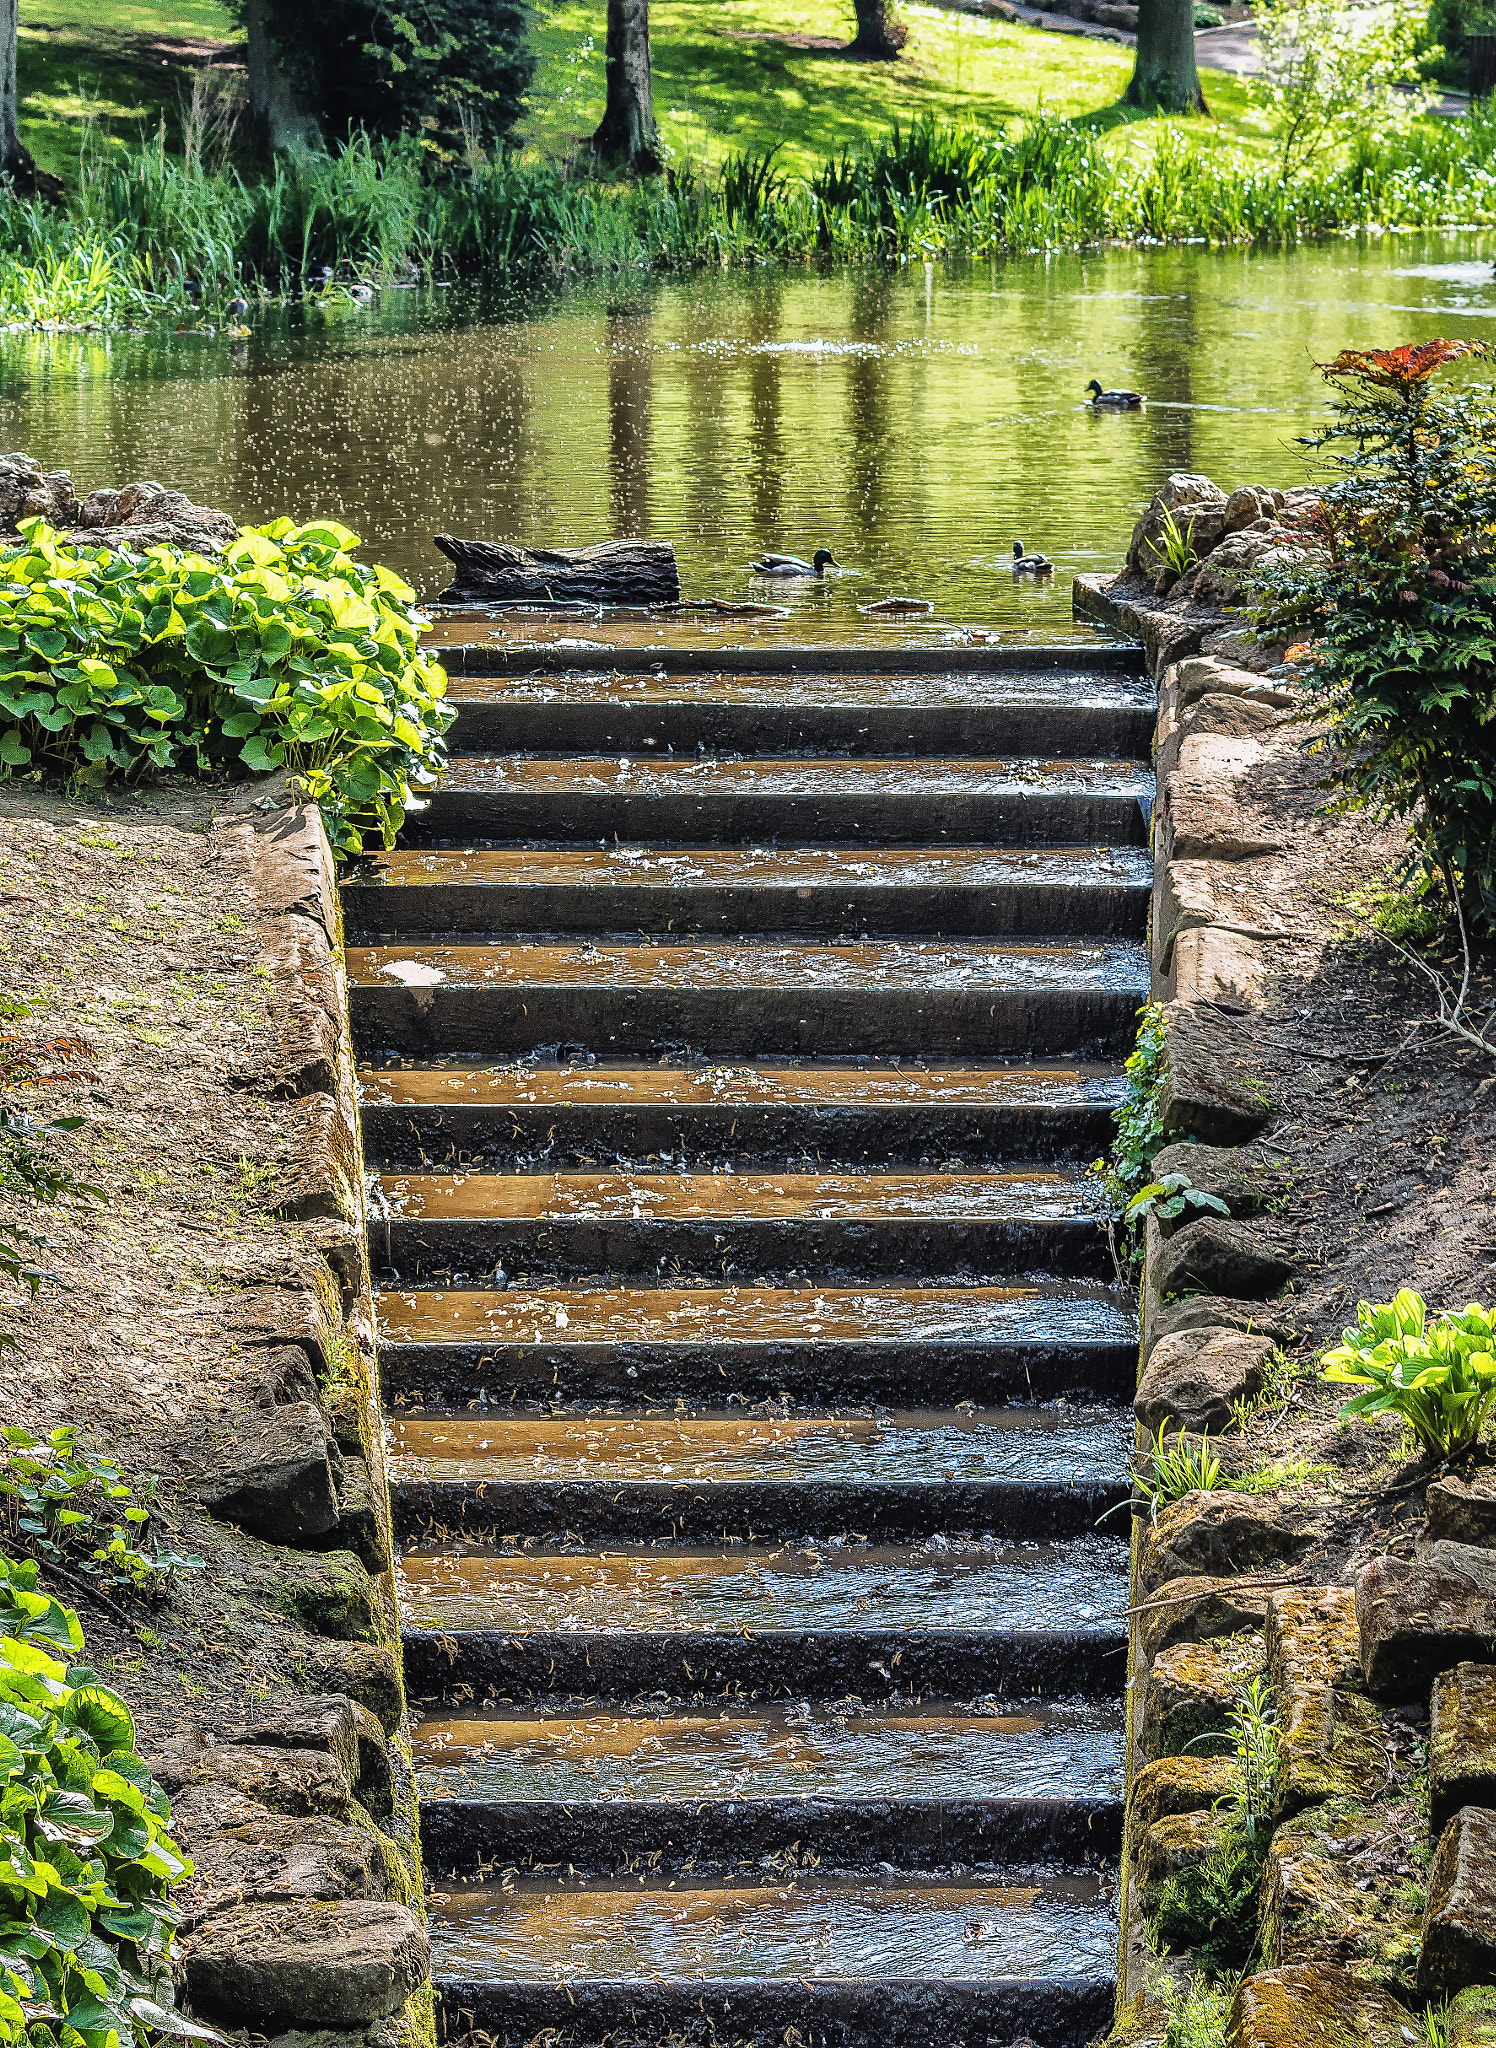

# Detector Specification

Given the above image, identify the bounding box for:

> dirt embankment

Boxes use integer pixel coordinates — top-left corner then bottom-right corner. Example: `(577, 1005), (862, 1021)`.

(0, 781), (431, 2047)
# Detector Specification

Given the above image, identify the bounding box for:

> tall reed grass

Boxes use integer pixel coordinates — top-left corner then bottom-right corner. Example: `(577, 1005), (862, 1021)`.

(3, 104), (1496, 322)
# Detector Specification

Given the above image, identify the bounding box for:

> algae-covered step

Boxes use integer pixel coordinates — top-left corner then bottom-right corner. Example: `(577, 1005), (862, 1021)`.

(396, 1536), (1129, 1697)
(376, 1278), (1138, 1404)
(426, 1868), (1116, 2046)
(389, 1400), (1132, 1542)
(407, 751), (1155, 845)
(370, 1162), (1116, 1278)
(437, 658), (1157, 756)
(348, 934), (1151, 1058)
(341, 842), (1153, 937)
(357, 1056), (1127, 1166)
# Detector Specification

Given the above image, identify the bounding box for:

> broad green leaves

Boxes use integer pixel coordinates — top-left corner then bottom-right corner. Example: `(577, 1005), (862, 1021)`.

(0, 1553), (202, 2048)
(1323, 1288), (1496, 1459)
(0, 517), (453, 857)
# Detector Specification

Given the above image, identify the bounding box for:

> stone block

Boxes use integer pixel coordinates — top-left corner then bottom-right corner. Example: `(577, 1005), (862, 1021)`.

(1432, 1665), (1496, 1837)
(349, 1698), (396, 1819)
(1127, 1754), (1236, 1856)
(1154, 1218), (1295, 1303)
(1451, 1984), (1496, 2047)
(182, 1898), (429, 2029)
(1226, 1963), (1422, 2047)
(177, 1740), (355, 1821)
(1259, 1801), (1422, 1983)
(1143, 1293), (1292, 1367)
(1156, 1009), (1274, 1147)
(293, 1641), (403, 1734)
(1422, 1806), (1496, 1996)
(1149, 1143), (1293, 1223)
(262, 1548), (381, 1644)
(200, 1402), (340, 1544)
(214, 1285), (341, 1375)
(1157, 765), (1285, 864)
(331, 1456), (392, 1577)
(1137, 1574), (1274, 1664)
(1169, 927), (1271, 1007)
(1143, 1633), (1263, 1760)
(1267, 1588), (1388, 1816)
(231, 1696), (362, 1800)
(1357, 1543), (1496, 1698)
(1136, 1807), (1229, 1894)
(1430, 1471), (1496, 1548)
(1140, 1493), (1315, 1599)
(1136, 1327), (1274, 1435)
(185, 1815), (389, 1916)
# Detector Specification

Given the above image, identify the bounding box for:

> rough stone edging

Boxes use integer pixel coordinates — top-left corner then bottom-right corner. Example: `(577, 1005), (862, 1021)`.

(168, 782), (433, 2048)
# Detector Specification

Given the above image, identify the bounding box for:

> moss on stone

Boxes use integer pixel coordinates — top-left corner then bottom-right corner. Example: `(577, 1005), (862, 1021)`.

(269, 1550), (382, 1643)
(1259, 1798), (1422, 1992)
(1143, 1632), (1264, 1761)
(1129, 1753), (1238, 1857)
(1452, 1983), (1496, 2047)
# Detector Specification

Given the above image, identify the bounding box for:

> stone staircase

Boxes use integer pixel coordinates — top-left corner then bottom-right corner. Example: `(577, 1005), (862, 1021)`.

(343, 648), (1154, 2048)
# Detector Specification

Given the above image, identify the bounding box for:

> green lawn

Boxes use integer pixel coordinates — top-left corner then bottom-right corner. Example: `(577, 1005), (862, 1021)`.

(16, 0), (240, 188)
(522, 0), (1277, 171)
(16, 0), (1273, 195)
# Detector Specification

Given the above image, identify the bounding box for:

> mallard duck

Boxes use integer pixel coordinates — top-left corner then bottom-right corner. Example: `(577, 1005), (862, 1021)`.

(1012, 541), (1053, 576)
(1086, 379), (1146, 410)
(749, 548), (839, 577)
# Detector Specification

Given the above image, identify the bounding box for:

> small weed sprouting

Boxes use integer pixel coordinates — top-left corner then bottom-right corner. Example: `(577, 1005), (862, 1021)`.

(1229, 1675), (1282, 1833)
(236, 1155), (276, 1203)
(1154, 1680), (1279, 1976)
(1126, 1172), (1231, 1230)
(1156, 1972), (1232, 2048)
(1110, 1422), (1226, 1527)
(0, 1422), (202, 1599)
(1235, 1455), (1338, 1496)
(1151, 507), (1201, 580)
(1323, 1289), (1496, 1461)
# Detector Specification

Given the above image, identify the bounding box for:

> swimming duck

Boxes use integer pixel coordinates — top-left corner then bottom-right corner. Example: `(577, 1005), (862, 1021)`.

(749, 548), (839, 577)
(1086, 379), (1146, 410)
(1012, 541), (1054, 576)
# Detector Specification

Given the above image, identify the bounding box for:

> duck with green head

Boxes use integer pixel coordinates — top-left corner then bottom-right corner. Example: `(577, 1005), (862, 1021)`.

(749, 548), (840, 577)
(1086, 379), (1146, 410)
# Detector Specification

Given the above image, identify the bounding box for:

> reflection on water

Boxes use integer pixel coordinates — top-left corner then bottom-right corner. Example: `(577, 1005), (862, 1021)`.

(3, 234), (1493, 636)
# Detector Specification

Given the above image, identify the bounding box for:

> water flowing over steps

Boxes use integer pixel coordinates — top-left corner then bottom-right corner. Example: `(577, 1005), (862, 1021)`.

(349, 650), (1152, 2048)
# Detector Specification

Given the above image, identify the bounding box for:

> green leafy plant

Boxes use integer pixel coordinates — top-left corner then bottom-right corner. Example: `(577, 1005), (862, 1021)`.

(0, 1428), (202, 1603)
(0, 518), (453, 857)
(1126, 1173), (1231, 1229)
(1113, 1422), (1226, 1527)
(1151, 508), (1201, 579)
(1227, 1675), (1281, 1835)
(1156, 1971), (1232, 2048)
(1151, 1824), (1267, 1975)
(1322, 1288), (1496, 1461)
(1256, 0), (1433, 180)
(0, 1550), (211, 2048)
(1250, 341), (1496, 938)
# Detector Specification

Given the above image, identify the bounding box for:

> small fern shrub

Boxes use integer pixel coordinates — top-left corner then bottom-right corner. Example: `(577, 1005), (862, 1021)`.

(0, 517), (453, 855)
(0, 1551), (206, 2048)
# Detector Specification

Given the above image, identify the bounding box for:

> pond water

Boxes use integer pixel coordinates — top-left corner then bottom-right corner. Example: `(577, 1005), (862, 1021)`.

(4, 233), (1496, 643)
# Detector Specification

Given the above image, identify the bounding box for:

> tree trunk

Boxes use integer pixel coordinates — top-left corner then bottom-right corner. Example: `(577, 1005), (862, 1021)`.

(593, 0), (659, 170)
(245, 0), (321, 150)
(0, 0), (35, 186)
(1125, 0), (1207, 111)
(434, 536), (681, 607)
(849, 0), (908, 57)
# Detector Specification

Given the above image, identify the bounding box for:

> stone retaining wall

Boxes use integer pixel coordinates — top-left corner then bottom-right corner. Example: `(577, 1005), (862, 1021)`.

(1099, 606), (1496, 2041)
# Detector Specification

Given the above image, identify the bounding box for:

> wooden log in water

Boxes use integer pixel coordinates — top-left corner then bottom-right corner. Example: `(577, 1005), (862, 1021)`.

(434, 535), (681, 607)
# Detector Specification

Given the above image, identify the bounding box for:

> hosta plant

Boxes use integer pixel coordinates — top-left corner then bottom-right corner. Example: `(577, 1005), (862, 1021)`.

(0, 1551), (210, 2048)
(0, 517), (453, 856)
(1322, 1288), (1496, 1461)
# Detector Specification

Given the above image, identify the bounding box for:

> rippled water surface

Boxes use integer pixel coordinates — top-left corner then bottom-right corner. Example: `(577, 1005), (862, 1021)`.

(5, 235), (1494, 637)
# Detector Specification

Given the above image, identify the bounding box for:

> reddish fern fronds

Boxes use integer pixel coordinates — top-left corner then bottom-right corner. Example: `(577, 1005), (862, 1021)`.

(1321, 339), (1488, 393)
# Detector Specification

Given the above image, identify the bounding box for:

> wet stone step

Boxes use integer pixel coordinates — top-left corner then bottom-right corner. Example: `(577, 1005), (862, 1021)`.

(397, 1538), (1129, 1699)
(371, 1166), (1112, 1280)
(407, 753), (1153, 847)
(439, 662), (1156, 757)
(378, 1280), (1138, 1405)
(417, 1696), (1124, 1873)
(348, 936), (1151, 1059)
(391, 1403), (1131, 1542)
(341, 844), (1152, 938)
(415, 1695), (1123, 1816)
(358, 1057), (1125, 1167)
(428, 1869), (1116, 2047)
